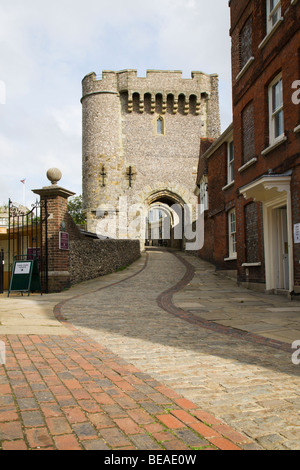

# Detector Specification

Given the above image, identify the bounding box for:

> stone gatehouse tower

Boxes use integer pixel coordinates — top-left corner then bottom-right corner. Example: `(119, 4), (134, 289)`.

(81, 69), (221, 249)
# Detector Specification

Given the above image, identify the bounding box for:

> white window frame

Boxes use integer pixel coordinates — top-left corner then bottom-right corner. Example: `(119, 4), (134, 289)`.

(268, 74), (284, 146)
(228, 208), (237, 259)
(267, 0), (281, 34)
(227, 140), (234, 185)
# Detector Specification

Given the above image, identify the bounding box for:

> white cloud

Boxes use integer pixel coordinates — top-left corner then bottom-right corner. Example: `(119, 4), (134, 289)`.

(48, 105), (81, 138)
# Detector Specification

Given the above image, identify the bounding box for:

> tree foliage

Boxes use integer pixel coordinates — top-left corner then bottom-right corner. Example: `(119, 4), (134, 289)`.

(68, 195), (86, 225)
(0, 205), (8, 213)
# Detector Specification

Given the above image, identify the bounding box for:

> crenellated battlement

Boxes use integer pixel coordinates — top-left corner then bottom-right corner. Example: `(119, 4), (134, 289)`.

(81, 69), (218, 116)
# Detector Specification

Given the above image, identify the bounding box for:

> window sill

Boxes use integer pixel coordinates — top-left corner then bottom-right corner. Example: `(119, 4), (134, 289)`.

(294, 124), (300, 134)
(224, 256), (237, 262)
(242, 262), (261, 267)
(238, 157), (257, 173)
(258, 17), (284, 50)
(222, 181), (235, 191)
(261, 135), (287, 156)
(236, 57), (255, 82)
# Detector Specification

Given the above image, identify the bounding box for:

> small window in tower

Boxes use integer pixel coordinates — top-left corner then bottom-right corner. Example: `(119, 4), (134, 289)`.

(157, 116), (164, 135)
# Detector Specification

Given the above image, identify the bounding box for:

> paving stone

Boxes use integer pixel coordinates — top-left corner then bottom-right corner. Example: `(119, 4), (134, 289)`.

(46, 417), (72, 435)
(71, 422), (98, 440)
(0, 422), (23, 441)
(21, 411), (45, 427)
(25, 427), (53, 449)
(82, 439), (110, 450)
(129, 433), (162, 450)
(53, 434), (82, 450)
(16, 398), (39, 411)
(256, 433), (286, 450)
(99, 427), (132, 448)
(174, 428), (210, 448)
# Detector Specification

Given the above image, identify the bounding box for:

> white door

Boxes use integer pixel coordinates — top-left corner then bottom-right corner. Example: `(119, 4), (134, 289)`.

(276, 206), (289, 290)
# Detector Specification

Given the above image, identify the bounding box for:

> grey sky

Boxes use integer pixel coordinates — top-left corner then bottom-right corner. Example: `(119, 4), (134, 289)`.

(0, 0), (232, 207)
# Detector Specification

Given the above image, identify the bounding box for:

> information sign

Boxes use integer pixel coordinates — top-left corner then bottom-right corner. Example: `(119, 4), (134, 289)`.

(59, 232), (69, 250)
(8, 256), (42, 296)
(294, 223), (300, 244)
(14, 262), (31, 275)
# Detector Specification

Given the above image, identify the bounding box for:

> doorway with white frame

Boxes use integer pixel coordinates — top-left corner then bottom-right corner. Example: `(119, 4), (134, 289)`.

(240, 174), (293, 294)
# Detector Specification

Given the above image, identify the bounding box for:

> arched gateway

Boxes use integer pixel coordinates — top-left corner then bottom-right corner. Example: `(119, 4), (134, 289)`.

(81, 69), (221, 250)
(145, 190), (186, 249)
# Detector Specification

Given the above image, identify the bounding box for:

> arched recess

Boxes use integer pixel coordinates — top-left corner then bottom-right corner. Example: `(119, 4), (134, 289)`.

(144, 190), (186, 249)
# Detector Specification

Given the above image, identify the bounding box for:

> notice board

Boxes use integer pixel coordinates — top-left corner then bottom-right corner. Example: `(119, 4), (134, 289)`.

(59, 232), (69, 250)
(8, 257), (42, 296)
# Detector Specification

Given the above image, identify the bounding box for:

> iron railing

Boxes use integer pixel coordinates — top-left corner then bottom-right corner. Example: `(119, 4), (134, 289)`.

(7, 199), (48, 293)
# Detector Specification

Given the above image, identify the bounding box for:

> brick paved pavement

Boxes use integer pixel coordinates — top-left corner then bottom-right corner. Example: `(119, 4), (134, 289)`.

(59, 248), (300, 450)
(1, 248), (300, 450)
(0, 329), (250, 450)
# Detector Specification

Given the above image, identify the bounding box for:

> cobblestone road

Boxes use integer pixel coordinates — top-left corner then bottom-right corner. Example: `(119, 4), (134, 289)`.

(59, 248), (300, 450)
(2, 248), (300, 450)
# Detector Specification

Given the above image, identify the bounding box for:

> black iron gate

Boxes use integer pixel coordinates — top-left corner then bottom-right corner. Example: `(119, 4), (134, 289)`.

(7, 199), (49, 293)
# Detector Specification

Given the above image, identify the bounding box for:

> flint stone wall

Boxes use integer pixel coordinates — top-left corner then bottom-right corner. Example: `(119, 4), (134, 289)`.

(69, 237), (140, 285)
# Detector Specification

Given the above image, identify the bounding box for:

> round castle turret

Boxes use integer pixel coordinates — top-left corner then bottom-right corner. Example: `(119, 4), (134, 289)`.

(81, 69), (221, 246)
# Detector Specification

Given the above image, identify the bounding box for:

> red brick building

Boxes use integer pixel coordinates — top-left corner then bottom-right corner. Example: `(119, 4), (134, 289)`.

(196, 0), (300, 295)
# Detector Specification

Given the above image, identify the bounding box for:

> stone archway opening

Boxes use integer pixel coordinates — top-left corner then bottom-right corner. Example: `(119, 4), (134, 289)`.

(144, 190), (185, 250)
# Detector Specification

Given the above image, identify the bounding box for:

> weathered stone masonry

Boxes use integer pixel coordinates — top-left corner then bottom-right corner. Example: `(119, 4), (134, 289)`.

(81, 69), (221, 247)
(69, 238), (140, 285)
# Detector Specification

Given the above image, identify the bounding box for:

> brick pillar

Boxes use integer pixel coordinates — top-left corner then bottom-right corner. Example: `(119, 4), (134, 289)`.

(33, 169), (75, 293)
